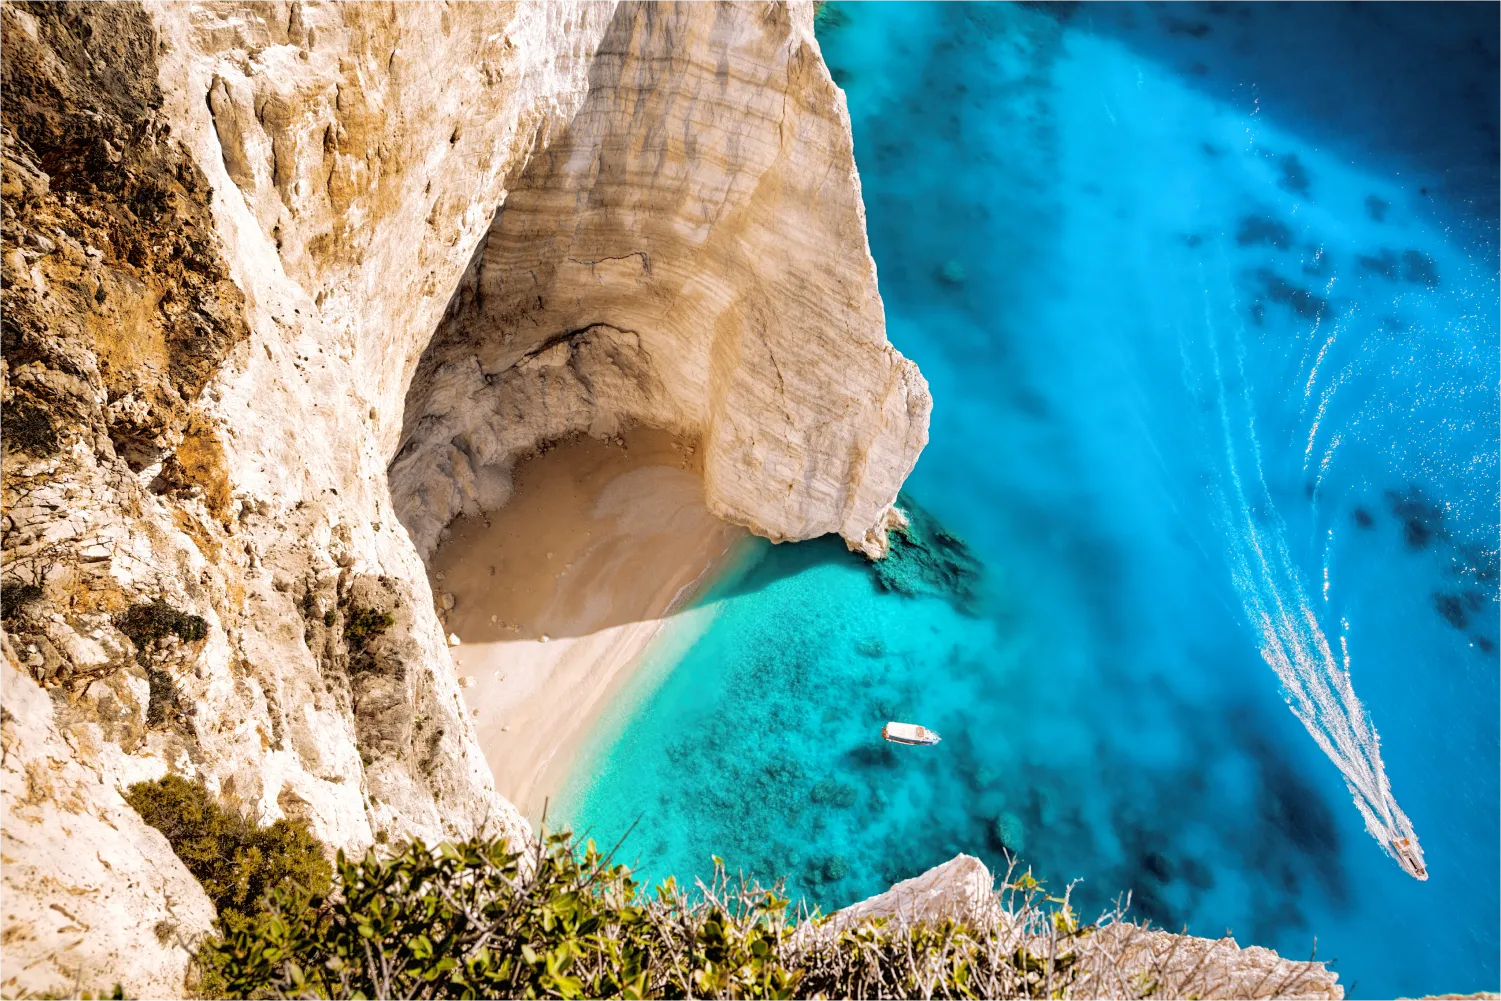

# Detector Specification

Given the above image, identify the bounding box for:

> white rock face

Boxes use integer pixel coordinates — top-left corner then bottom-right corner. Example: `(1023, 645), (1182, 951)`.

(1, 641), (216, 998)
(825, 853), (998, 931)
(389, 0), (930, 560)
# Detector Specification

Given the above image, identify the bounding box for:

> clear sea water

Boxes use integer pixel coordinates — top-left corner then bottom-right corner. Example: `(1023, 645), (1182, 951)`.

(559, 5), (1500, 997)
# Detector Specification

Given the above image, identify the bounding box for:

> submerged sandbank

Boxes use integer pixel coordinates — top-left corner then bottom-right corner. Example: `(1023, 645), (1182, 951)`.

(426, 428), (745, 821)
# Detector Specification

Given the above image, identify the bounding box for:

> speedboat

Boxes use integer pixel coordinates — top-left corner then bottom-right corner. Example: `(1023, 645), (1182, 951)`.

(1390, 836), (1428, 881)
(882, 722), (941, 746)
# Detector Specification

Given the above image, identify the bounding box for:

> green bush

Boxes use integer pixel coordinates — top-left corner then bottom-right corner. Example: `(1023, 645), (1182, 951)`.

(1, 579), (43, 621)
(124, 775), (332, 936)
(342, 607), (394, 649)
(197, 832), (1134, 1000)
(144, 665), (183, 728)
(116, 599), (209, 654)
(4, 397), (60, 455)
(130, 782), (1335, 999)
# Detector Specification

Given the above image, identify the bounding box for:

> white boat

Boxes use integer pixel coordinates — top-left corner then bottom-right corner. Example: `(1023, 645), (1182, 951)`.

(882, 721), (941, 746)
(1390, 836), (1428, 881)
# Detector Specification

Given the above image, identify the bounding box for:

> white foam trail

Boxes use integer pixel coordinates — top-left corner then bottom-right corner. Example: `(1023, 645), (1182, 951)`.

(1193, 278), (1425, 879)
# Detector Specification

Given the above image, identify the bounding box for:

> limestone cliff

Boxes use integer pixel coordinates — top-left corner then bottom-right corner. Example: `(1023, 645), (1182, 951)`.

(1, 2), (925, 995)
(389, 1), (929, 560)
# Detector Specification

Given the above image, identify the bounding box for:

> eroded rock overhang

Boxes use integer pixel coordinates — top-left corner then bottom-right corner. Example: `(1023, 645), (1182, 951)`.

(390, 0), (931, 561)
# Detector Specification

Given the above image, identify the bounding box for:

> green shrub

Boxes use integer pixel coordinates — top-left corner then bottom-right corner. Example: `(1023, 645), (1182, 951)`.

(342, 607), (394, 649)
(1, 579), (43, 619)
(131, 784), (1333, 999)
(124, 775), (332, 936)
(144, 665), (183, 728)
(4, 397), (60, 455)
(200, 832), (1107, 1000)
(116, 599), (209, 654)
(205, 833), (802, 1000)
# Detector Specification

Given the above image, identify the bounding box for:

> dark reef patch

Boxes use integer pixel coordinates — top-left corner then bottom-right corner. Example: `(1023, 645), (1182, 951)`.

(1401, 249), (1440, 288)
(1301, 246), (1331, 277)
(812, 2), (851, 33)
(1276, 154), (1312, 197)
(1352, 506), (1375, 529)
(1364, 195), (1390, 222)
(1014, 1), (1082, 23)
(803, 853), (851, 886)
(1255, 270), (1328, 321)
(1236, 215), (1293, 250)
(1358, 249), (1400, 280)
(1160, 14), (1211, 39)
(869, 492), (983, 613)
(1385, 486), (1448, 550)
(1433, 592), (1469, 630)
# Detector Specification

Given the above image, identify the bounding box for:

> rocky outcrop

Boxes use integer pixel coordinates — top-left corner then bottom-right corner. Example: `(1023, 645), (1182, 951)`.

(824, 855), (1345, 1001)
(389, 0), (930, 560)
(824, 853), (997, 931)
(1, 1), (924, 995)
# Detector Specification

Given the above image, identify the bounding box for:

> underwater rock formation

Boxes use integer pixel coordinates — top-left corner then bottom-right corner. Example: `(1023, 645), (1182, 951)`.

(870, 492), (984, 612)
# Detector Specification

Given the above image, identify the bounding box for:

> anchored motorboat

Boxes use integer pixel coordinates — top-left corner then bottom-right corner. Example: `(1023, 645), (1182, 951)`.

(882, 722), (941, 746)
(1390, 836), (1428, 881)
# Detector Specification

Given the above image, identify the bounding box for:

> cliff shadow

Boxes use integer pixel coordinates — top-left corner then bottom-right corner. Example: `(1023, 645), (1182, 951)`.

(424, 427), (743, 644)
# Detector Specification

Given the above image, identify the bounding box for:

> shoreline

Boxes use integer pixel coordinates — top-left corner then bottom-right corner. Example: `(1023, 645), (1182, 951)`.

(426, 429), (747, 822)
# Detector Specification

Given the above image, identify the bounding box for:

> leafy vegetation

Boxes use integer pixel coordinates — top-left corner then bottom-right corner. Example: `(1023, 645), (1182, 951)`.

(125, 778), (1334, 999)
(3, 396), (60, 456)
(124, 775), (332, 935)
(1, 579), (43, 618)
(116, 598), (209, 653)
(205, 833), (804, 1000)
(342, 606), (394, 649)
(144, 665), (184, 728)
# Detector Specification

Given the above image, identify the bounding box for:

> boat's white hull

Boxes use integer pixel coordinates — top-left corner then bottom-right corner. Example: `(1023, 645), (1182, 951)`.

(882, 722), (941, 746)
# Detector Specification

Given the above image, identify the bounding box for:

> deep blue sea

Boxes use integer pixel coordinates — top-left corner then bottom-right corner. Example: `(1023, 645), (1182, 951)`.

(560, 5), (1500, 997)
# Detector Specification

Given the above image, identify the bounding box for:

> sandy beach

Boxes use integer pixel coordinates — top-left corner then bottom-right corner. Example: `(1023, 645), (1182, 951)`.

(426, 429), (745, 822)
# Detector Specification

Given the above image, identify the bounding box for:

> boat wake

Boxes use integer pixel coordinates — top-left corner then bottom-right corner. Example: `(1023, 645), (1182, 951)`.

(1189, 276), (1427, 881)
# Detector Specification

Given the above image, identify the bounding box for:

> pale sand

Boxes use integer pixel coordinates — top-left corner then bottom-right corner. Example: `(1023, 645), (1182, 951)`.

(427, 429), (746, 822)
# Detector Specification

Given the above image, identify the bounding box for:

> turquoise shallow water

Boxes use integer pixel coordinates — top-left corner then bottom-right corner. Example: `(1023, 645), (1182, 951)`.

(560, 5), (1499, 998)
